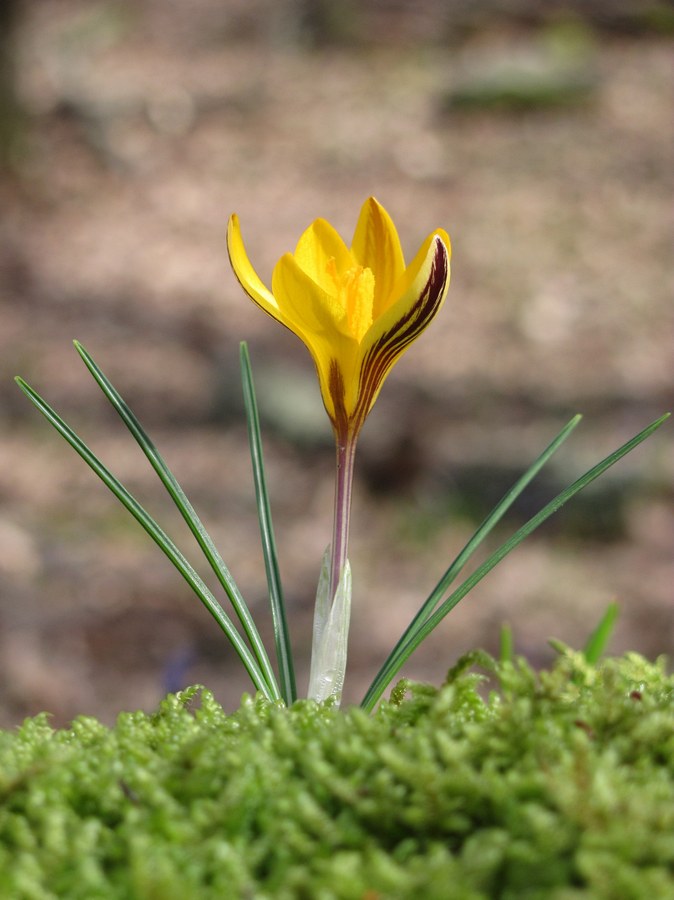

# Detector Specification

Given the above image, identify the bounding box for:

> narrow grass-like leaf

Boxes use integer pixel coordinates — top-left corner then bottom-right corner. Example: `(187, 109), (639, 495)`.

(15, 376), (275, 700)
(362, 413), (669, 710)
(73, 341), (281, 702)
(361, 414), (581, 709)
(240, 343), (296, 705)
(499, 624), (514, 665)
(583, 601), (620, 664)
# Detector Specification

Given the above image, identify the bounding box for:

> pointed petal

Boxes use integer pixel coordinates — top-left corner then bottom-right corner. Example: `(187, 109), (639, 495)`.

(354, 232), (450, 428)
(271, 253), (361, 424)
(386, 228), (451, 324)
(272, 251), (350, 341)
(350, 197), (406, 317)
(293, 218), (352, 291)
(227, 215), (282, 321)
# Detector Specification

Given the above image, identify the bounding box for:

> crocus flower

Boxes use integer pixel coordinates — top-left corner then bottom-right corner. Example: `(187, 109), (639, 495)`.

(227, 198), (451, 704)
(227, 197), (451, 442)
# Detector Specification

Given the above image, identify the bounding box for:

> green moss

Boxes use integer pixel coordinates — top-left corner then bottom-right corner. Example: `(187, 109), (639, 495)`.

(1, 652), (672, 898)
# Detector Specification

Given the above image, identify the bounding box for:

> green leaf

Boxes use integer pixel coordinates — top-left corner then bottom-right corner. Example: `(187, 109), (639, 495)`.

(240, 343), (296, 705)
(14, 375), (276, 701)
(362, 412), (669, 711)
(583, 601), (620, 664)
(499, 624), (514, 665)
(361, 414), (582, 710)
(72, 341), (281, 702)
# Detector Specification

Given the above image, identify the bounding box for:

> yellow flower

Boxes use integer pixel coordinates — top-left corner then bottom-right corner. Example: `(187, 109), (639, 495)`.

(227, 197), (451, 438)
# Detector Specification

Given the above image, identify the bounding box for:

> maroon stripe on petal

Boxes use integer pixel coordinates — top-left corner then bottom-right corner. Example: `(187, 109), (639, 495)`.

(352, 237), (449, 432)
(329, 358), (350, 439)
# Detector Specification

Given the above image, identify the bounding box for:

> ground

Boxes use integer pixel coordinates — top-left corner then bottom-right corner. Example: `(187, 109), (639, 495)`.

(0, 1), (672, 726)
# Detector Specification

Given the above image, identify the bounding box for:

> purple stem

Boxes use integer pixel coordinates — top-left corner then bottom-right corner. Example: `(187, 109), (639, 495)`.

(329, 433), (358, 602)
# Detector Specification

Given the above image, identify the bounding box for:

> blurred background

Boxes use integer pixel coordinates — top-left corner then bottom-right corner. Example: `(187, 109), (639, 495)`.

(0, 0), (672, 727)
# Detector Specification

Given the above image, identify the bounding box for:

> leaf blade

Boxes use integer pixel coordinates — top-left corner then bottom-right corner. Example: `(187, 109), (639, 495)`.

(361, 414), (582, 709)
(362, 413), (669, 710)
(72, 341), (281, 702)
(240, 343), (296, 704)
(583, 601), (620, 664)
(15, 375), (275, 700)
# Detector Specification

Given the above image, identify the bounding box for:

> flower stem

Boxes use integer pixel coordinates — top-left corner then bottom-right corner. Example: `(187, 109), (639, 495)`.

(329, 433), (357, 603)
(306, 431), (357, 705)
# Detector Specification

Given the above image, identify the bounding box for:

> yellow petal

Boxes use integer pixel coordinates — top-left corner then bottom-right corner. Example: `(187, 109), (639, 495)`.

(227, 214), (282, 323)
(350, 197), (406, 318)
(353, 231), (451, 428)
(272, 252), (351, 340)
(228, 202), (451, 439)
(384, 228), (451, 331)
(293, 218), (352, 292)
(271, 252), (361, 421)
